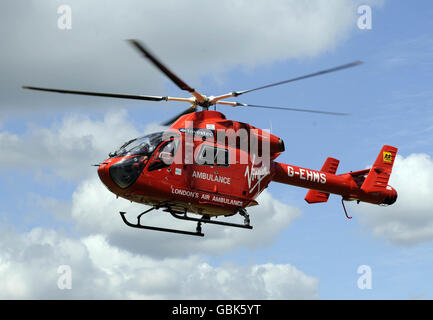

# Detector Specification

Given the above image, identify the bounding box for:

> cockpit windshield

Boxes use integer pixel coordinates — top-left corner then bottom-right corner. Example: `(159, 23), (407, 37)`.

(110, 132), (164, 158)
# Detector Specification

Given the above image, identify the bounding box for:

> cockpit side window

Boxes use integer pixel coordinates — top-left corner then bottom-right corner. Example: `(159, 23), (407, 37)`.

(112, 132), (164, 158)
(148, 138), (180, 171)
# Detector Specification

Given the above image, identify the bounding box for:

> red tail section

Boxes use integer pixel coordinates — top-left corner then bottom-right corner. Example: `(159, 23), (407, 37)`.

(361, 145), (398, 193)
(272, 145), (398, 206)
(305, 157), (340, 204)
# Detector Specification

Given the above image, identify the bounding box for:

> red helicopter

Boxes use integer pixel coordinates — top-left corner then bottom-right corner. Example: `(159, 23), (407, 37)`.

(23, 40), (398, 237)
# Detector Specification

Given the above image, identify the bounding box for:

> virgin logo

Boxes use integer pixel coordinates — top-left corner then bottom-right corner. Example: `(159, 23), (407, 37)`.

(245, 155), (270, 194)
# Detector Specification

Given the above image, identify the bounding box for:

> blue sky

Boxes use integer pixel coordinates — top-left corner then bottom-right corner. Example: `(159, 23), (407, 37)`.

(1, 0), (433, 299)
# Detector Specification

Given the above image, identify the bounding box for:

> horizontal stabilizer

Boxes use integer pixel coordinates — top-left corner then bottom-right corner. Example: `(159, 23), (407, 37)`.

(305, 190), (330, 204)
(305, 157), (340, 204)
(320, 157), (340, 175)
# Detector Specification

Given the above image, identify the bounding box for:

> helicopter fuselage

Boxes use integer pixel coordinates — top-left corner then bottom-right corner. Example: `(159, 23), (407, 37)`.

(98, 110), (281, 216)
(97, 110), (397, 217)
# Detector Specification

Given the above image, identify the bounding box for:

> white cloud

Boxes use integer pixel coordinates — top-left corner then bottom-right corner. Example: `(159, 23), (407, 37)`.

(354, 153), (433, 245)
(2, 0), (374, 114)
(31, 1), (361, 70)
(0, 110), (158, 181)
(0, 228), (318, 299)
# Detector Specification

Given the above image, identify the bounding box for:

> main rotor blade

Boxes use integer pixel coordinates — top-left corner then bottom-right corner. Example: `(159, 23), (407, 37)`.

(216, 101), (348, 116)
(162, 106), (197, 126)
(236, 61), (362, 96)
(127, 39), (205, 103)
(22, 86), (167, 101)
(210, 61), (362, 104)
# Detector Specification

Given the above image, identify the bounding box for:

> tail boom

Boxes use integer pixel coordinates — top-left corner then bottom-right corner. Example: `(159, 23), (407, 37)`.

(271, 146), (398, 206)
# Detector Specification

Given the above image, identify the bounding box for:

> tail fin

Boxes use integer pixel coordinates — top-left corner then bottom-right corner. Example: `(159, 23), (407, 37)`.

(305, 157), (340, 204)
(361, 145), (398, 193)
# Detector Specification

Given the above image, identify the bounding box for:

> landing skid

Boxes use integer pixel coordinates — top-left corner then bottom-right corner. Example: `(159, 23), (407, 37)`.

(119, 205), (253, 237)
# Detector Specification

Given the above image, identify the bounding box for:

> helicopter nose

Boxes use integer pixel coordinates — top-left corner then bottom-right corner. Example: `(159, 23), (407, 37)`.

(97, 156), (147, 190)
(97, 161), (111, 187)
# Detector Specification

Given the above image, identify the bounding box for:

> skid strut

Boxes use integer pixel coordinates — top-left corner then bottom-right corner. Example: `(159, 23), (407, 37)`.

(238, 207), (251, 226)
(118, 205), (253, 237)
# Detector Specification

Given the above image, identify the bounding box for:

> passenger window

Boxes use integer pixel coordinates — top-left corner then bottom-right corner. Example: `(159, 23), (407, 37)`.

(196, 144), (229, 167)
(148, 139), (179, 171)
